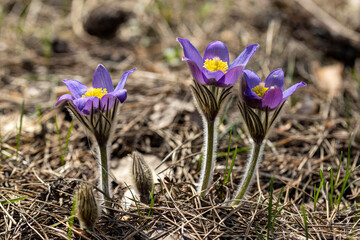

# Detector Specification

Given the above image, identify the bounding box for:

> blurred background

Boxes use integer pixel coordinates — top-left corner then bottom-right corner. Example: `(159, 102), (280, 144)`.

(1, 0), (360, 238)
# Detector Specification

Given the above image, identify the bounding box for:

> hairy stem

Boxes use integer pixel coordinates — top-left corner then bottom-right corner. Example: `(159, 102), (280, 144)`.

(231, 141), (264, 206)
(96, 141), (111, 208)
(198, 117), (218, 196)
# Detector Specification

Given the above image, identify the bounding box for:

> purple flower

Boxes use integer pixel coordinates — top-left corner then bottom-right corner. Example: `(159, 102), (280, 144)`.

(242, 69), (306, 110)
(56, 64), (135, 115)
(177, 38), (258, 87)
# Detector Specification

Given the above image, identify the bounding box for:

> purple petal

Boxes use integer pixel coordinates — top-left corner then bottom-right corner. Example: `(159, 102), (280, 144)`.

(282, 81), (306, 101)
(203, 41), (229, 64)
(100, 94), (116, 111)
(177, 38), (203, 68)
(216, 66), (244, 87)
(244, 87), (262, 100)
(92, 64), (114, 92)
(73, 97), (100, 115)
(184, 59), (209, 85)
(202, 69), (225, 85)
(110, 89), (127, 103)
(264, 69), (284, 90)
(63, 79), (88, 98)
(55, 94), (75, 106)
(242, 87), (262, 109)
(115, 68), (135, 91)
(229, 44), (259, 69)
(243, 70), (261, 89)
(261, 87), (283, 110)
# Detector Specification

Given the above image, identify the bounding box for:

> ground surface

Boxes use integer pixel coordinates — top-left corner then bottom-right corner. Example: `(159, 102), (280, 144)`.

(1, 0), (360, 239)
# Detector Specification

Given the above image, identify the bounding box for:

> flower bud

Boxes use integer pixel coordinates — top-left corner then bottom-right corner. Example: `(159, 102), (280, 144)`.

(131, 151), (154, 203)
(75, 183), (100, 231)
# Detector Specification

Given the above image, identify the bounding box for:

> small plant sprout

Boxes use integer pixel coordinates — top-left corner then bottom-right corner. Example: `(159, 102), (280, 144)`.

(56, 64), (135, 207)
(178, 38), (258, 196)
(75, 183), (100, 231)
(301, 205), (309, 240)
(131, 151), (155, 204)
(231, 69), (305, 206)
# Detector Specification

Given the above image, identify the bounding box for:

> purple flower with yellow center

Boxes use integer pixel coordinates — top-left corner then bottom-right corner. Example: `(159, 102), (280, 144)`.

(232, 68), (306, 206)
(242, 69), (306, 110)
(56, 64), (135, 115)
(177, 38), (258, 87)
(55, 64), (135, 208)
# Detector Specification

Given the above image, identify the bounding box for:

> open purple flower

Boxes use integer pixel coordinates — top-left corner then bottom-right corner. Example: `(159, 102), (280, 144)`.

(56, 64), (135, 115)
(177, 38), (258, 87)
(242, 69), (306, 110)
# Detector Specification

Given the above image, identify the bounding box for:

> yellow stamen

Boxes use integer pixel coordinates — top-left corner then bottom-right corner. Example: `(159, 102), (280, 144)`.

(252, 82), (269, 98)
(203, 57), (228, 72)
(82, 88), (107, 99)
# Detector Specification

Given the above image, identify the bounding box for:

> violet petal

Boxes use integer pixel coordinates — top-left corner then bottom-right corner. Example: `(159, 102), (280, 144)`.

(100, 94), (116, 111)
(202, 69), (225, 84)
(261, 87), (283, 110)
(110, 89), (127, 103)
(115, 68), (136, 91)
(184, 59), (208, 85)
(93, 64), (114, 92)
(216, 65), (244, 87)
(177, 38), (203, 68)
(63, 79), (88, 98)
(203, 41), (229, 64)
(55, 94), (74, 106)
(244, 87), (262, 100)
(73, 97), (99, 115)
(229, 44), (259, 69)
(264, 69), (284, 90)
(282, 81), (306, 101)
(243, 70), (261, 89)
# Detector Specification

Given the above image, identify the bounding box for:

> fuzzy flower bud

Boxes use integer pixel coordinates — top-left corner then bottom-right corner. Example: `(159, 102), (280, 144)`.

(131, 151), (154, 203)
(75, 183), (100, 231)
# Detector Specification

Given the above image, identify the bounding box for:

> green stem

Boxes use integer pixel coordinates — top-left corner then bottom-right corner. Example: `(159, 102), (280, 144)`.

(198, 117), (218, 196)
(231, 141), (264, 206)
(97, 141), (111, 208)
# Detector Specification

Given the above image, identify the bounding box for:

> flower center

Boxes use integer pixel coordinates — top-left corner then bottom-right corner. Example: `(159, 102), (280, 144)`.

(252, 82), (269, 98)
(203, 57), (228, 72)
(82, 88), (108, 99)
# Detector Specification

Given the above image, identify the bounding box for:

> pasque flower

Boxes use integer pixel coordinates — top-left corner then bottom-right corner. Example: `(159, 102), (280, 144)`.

(56, 64), (135, 209)
(56, 64), (135, 115)
(177, 38), (258, 87)
(242, 69), (306, 110)
(232, 68), (306, 206)
(178, 37), (259, 196)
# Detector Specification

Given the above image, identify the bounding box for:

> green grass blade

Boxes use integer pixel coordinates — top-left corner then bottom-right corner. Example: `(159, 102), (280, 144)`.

(67, 193), (77, 240)
(301, 205), (309, 240)
(148, 184), (155, 218)
(272, 186), (284, 234)
(267, 176), (274, 240)
(224, 129), (232, 175)
(55, 115), (64, 166)
(0, 196), (27, 205)
(16, 100), (25, 162)
(329, 167), (334, 209)
(63, 121), (74, 159)
(336, 137), (352, 208)
(313, 178), (323, 211)
(223, 146), (237, 185)
(255, 225), (264, 240)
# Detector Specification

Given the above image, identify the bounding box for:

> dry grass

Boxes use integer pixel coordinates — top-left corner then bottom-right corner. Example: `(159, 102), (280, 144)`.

(0, 0), (359, 239)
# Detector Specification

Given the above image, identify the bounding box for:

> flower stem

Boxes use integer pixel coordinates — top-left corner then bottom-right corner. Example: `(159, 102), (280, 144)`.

(96, 141), (111, 208)
(198, 117), (218, 196)
(231, 141), (264, 206)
